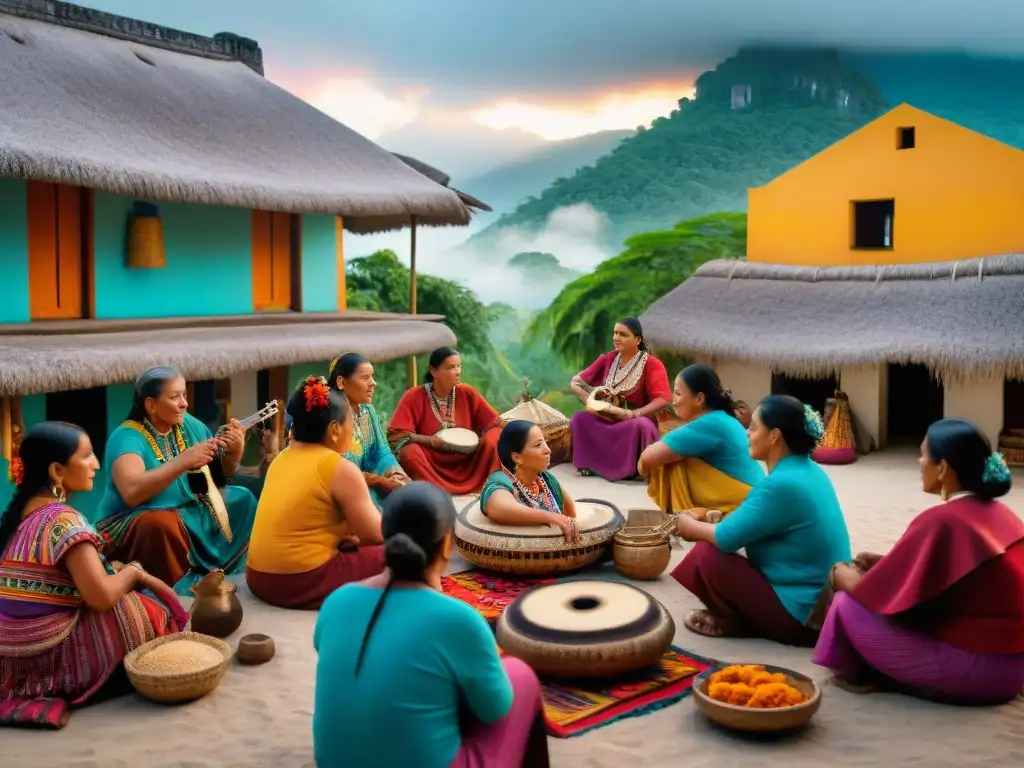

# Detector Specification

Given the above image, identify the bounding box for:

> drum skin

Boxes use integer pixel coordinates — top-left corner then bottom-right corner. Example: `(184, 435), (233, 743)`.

(435, 427), (479, 455)
(496, 580), (675, 678)
(454, 498), (624, 576)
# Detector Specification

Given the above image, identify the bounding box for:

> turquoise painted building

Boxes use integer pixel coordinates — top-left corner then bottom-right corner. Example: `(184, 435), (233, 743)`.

(0, 0), (467, 520)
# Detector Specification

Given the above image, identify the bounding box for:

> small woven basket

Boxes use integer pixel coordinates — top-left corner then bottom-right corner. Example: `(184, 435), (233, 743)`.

(124, 631), (232, 704)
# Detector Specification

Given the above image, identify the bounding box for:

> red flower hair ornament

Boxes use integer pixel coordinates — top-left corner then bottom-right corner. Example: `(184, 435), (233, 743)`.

(303, 376), (331, 412)
(9, 456), (24, 486)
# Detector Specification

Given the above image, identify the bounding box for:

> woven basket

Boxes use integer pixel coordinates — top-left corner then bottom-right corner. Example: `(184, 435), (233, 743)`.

(124, 631), (232, 704)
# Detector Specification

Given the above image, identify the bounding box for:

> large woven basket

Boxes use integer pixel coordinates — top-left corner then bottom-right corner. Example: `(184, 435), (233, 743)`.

(999, 430), (1024, 467)
(124, 631), (232, 704)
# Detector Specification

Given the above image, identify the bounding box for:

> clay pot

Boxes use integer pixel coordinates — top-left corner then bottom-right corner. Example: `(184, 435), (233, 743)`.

(613, 527), (672, 580)
(237, 633), (276, 665)
(189, 570), (243, 638)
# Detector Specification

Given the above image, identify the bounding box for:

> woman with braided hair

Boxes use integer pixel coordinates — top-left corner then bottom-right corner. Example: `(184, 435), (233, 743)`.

(0, 423), (187, 728)
(313, 482), (549, 767)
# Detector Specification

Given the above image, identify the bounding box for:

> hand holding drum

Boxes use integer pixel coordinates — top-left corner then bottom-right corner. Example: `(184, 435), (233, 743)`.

(548, 513), (582, 545)
(433, 427), (479, 455)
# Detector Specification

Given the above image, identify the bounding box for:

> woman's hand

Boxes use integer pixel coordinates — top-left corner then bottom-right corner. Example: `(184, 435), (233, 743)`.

(549, 513), (581, 544)
(853, 551), (883, 572)
(174, 439), (220, 471)
(674, 513), (702, 541)
(830, 562), (863, 593)
(221, 419), (245, 458)
(339, 534), (361, 552)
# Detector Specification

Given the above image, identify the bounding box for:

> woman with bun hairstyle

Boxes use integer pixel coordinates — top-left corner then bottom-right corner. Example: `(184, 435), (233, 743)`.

(313, 482), (549, 768)
(329, 353), (410, 509)
(672, 395), (852, 646)
(246, 377), (384, 610)
(479, 419), (580, 543)
(815, 419), (1024, 704)
(639, 365), (764, 521)
(0, 423), (187, 728)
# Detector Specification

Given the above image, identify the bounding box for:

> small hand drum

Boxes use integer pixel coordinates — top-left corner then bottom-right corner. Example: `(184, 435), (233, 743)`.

(434, 427), (479, 454)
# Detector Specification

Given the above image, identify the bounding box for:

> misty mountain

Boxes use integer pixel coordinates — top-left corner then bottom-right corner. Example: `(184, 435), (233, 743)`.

(458, 129), (634, 216)
(377, 121), (545, 180)
(467, 47), (886, 256)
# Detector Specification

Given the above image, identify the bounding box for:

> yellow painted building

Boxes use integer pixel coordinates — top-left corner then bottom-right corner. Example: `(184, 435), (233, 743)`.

(747, 104), (1024, 266)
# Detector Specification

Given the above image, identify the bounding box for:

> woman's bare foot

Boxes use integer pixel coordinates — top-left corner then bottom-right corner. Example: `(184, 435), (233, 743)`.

(829, 674), (887, 695)
(684, 609), (732, 638)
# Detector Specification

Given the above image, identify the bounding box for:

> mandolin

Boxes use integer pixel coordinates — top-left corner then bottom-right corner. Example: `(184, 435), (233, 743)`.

(188, 401), (280, 492)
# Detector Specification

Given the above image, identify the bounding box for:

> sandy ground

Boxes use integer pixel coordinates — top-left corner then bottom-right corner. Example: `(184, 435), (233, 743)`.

(6, 449), (1024, 768)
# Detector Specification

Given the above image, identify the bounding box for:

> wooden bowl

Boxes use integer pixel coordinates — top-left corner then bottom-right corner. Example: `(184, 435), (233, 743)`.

(124, 632), (232, 704)
(693, 664), (822, 733)
(236, 633), (276, 665)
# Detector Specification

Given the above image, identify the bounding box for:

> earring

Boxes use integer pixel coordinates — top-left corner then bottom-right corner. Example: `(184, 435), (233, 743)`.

(51, 484), (66, 503)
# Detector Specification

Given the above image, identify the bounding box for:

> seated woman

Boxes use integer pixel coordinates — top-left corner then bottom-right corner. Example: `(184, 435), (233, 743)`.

(0, 423), (188, 729)
(387, 346), (501, 495)
(569, 317), (671, 481)
(246, 377), (385, 610)
(97, 367), (257, 595)
(313, 482), (549, 768)
(480, 419), (580, 543)
(672, 396), (852, 647)
(639, 365), (764, 520)
(329, 353), (410, 509)
(814, 419), (1024, 705)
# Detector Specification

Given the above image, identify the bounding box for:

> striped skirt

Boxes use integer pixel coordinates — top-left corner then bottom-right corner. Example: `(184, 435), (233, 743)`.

(812, 591), (1024, 705)
(0, 590), (185, 727)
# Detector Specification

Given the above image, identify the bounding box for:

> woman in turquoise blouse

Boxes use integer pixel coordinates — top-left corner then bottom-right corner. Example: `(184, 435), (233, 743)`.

(639, 365), (764, 520)
(329, 353), (410, 509)
(672, 395), (852, 647)
(480, 419), (580, 544)
(313, 482), (549, 768)
(97, 367), (257, 596)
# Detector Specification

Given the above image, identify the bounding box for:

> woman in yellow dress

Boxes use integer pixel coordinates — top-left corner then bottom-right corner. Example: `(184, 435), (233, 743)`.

(639, 365), (764, 519)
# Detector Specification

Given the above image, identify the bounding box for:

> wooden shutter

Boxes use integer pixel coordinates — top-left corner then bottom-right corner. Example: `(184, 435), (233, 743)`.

(252, 211), (294, 311)
(27, 181), (85, 319)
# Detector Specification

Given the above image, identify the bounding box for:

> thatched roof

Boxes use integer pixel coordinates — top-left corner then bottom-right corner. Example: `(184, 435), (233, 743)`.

(393, 154), (493, 213)
(641, 254), (1024, 379)
(0, 318), (456, 396)
(0, 2), (469, 234)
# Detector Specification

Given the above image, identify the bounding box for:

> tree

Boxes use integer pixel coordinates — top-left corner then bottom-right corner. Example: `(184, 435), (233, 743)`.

(528, 212), (747, 369)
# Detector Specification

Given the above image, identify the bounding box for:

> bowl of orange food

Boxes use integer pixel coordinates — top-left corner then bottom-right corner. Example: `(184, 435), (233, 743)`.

(693, 663), (821, 733)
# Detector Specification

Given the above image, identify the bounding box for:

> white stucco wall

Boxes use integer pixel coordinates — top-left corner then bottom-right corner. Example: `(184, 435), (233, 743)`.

(943, 376), (1004, 447)
(714, 361), (772, 408)
(840, 365), (888, 450)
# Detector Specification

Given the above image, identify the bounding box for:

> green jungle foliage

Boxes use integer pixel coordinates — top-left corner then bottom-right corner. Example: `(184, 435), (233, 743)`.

(474, 48), (886, 248)
(345, 251), (575, 420)
(528, 213), (748, 370)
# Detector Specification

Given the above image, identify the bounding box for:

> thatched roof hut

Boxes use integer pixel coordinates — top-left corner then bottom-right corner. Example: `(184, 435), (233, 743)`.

(393, 154), (493, 213)
(0, 313), (456, 396)
(0, 0), (469, 234)
(641, 254), (1024, 380)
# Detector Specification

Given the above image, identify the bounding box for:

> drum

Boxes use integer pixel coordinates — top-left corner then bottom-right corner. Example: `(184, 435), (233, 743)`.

(454, 498), (623, 576)
(499, 399), (572, 467)
(496, 580), (675, 678)
(435, 427), (479, 454)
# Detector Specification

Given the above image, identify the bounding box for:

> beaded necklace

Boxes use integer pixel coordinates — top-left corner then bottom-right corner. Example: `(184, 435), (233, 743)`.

(351, 406), (372, 449)
(604, 351), (649, 396)
(505, 468), (561, 514)
(425, 383), (456, 429)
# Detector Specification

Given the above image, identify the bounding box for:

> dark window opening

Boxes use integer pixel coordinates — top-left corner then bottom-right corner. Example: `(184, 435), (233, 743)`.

(771, 373), (838, 417)
(1004, 379), (1024, 432)
(852, 199), (894, 249)
(46, 387), (107, 462)
(897, 126), (915, 150)
(887, 364), (943, 445)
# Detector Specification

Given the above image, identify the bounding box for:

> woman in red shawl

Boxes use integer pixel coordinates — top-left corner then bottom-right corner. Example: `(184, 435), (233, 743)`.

(814, 418), (1024, 705)
(568, 317), (672, 481)
(387, 347), (501, 495)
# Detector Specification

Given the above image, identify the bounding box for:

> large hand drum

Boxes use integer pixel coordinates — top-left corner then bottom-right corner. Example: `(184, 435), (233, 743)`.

(434, 427), (479, 454)
(496, 580), (675, 678)
(454, 498), (624, 576)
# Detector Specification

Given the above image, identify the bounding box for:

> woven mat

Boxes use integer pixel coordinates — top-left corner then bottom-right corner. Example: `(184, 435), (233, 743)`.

(441, 570), (556, 624)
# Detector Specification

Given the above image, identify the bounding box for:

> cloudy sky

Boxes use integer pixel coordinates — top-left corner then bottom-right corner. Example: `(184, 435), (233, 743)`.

(88, 1), (1024, 145)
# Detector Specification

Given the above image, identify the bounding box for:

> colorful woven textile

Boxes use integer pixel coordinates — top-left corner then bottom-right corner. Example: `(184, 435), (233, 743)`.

(0, 696), (70, 729)
(441, 570), (556, 624)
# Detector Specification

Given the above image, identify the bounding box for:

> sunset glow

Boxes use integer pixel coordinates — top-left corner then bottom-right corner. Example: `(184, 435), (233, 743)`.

(471, 85), (696, 140)
(270, 67), (696, 142)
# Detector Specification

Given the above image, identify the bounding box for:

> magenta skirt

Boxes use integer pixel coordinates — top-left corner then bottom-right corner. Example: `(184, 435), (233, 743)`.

(570, 411), (660, 481)
(813, 592), (1024, 705)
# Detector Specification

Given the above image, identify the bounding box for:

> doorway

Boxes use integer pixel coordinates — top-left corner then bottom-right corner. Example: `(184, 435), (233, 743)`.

(887, 364), (943, 444)
(1004, 378), (1024, 432)
(771, 373), (838, 415)
(46, 387), (107, 462)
